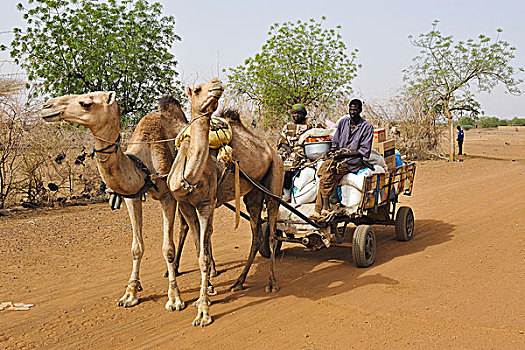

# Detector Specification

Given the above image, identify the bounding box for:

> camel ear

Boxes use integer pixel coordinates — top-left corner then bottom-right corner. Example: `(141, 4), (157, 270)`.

(106, 91), (116, 105)
(185, 86), (192, 97)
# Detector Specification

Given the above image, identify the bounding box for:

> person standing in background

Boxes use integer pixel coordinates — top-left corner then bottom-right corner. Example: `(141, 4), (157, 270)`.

(457, 125), (464, 155)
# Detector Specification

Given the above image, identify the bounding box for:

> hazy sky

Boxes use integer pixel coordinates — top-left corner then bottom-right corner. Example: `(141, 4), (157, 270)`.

(1, 0), (524, 118)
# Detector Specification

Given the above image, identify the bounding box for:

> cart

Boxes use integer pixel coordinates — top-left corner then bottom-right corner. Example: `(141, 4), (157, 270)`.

(257, 161), (417, 267)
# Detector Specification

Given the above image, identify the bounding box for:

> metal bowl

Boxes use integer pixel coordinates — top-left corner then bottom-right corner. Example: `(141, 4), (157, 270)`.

(304, 141), (332, 161)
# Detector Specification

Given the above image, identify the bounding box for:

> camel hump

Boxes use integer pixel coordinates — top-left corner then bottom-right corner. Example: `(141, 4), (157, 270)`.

(218, 108), (241, 122)
(158, 95), (181, 114)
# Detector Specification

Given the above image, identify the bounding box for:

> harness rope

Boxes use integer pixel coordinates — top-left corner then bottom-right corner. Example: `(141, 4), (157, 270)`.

(92, 134), (160, 209)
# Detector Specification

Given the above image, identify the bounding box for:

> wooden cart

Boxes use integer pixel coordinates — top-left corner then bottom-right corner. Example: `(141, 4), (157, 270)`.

(258, 162), (417, 267)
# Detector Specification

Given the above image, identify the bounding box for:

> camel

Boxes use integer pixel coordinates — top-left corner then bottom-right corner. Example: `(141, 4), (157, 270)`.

(40, 92), (191, 312)
(167, 78), (284, 326)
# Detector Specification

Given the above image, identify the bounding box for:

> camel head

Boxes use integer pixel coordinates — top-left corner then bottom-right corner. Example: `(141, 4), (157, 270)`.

(40, 91), (120, 133)
(185, 78), (224, 117)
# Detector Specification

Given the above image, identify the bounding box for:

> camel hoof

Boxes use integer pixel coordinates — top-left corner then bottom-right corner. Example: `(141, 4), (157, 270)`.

(117, 296), (139, 308)
(265, 284), (280, 293)
(230, 283), (245, 292)
(207, 285), (217, 296)
(193, 314), (213, 327)
(165, 299), (185, 311)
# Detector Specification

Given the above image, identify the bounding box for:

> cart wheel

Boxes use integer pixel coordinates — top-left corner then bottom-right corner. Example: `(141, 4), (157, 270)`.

(258, 222), (283, 258)
(395, 206), (414, 241)
(352, 225), (376, 267)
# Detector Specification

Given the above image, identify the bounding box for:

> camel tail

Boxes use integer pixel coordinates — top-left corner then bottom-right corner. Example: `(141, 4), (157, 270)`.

(217, 108), (241, 122)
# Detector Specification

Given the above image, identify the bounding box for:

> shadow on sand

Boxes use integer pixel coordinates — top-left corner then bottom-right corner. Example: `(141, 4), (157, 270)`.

(208, 218), (455, 320)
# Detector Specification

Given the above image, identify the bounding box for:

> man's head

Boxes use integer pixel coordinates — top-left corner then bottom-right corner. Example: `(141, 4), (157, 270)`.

(457, 125), (462, 131)
(348, 99), (363, 121)
(291, 103), (307, 124)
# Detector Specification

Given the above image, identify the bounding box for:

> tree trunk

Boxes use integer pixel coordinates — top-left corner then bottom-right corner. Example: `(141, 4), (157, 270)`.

(449, 118), (455, 162)
(443, 99), (454, 162)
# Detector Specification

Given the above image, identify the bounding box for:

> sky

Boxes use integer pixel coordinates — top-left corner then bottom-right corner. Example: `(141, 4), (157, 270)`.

(1, 0), (524, 119)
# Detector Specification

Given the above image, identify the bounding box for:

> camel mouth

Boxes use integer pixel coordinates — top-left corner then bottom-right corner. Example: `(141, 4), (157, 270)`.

(41, 111), (62, 121)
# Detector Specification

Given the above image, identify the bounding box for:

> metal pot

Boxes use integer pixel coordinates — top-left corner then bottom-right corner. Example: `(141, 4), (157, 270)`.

(303, 141), (331, 161)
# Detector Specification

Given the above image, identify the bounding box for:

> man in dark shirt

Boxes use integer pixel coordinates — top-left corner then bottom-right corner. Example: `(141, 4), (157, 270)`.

(311, 99), (374, 220)
(277, 104), (311, 199)
(457, 125), (464, 155)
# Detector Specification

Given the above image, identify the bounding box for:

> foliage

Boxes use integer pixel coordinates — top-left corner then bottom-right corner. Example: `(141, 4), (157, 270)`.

(458, 115), (476, 127)
(478, 116), (507, 128)
(477, 117), (498, 128)
(403, 20), (524, 159)
(9, 0), (182, 125)
(509, 117), (525, 126)
(404, 20), (523, 118)
(225, 17), (360, 127)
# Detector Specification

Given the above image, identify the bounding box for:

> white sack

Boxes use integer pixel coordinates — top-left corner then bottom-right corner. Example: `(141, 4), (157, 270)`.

(292, 166), (316, 192)
(339, 165), (386, 212)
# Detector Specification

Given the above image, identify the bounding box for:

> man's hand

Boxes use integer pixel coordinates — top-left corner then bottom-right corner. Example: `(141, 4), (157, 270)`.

(333, 148), (360, 160)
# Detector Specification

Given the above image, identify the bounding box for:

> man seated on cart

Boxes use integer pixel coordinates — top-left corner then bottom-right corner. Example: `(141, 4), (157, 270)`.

(277, 103), (312, 199)
(310, 99), (374, 220)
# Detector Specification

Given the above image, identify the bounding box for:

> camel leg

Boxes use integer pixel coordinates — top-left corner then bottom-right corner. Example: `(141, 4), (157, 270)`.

(230, 189), (264, 292)
(192, 202), (215, 327)
(208, 234), (218, 278)
(118, 197), (144, 307)
(161, 196), (185, 311)
(265, 197), (280, 293)
(185, 211), (217, 294)
(173, 208), (189, 276)
(190, 224), (217, 278)
(264, 158), (284, 293)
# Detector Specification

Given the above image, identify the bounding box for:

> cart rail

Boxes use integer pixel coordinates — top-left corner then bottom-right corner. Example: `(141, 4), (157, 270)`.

(359, 161), (416, 214)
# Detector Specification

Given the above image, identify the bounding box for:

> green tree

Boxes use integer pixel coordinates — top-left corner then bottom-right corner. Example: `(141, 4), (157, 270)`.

(458, 115), (476, 127)
(404, 20), (524, 160)
(225, 17), (360, 126)
(510, 117), (525, 126)
(9, 0), (181, 124)
(478, 116), (501, 128)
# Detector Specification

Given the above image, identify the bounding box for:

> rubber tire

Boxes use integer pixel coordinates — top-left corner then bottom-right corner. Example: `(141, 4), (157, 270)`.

(352, 225), (376, 268)
(395, 206), (414, 241)
(258, 222), (283, 258)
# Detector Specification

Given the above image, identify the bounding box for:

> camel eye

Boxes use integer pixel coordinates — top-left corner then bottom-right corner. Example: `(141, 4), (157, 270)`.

(79, 101), (92, 109)
(194, 87), (201, 94)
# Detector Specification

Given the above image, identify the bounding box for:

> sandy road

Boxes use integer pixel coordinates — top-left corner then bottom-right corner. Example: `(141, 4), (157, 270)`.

(0, 129), (524, 349)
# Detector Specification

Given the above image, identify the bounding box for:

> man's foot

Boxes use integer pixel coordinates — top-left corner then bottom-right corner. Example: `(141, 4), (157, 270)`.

(309, 211), (324, 220)
(308, 209), (334, 222)
(321, 209), (335, 218)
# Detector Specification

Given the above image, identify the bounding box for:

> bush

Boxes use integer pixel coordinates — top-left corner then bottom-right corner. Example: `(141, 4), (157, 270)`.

(458, 116), (476, 126)
(510, 117), (525, 126)
(478, 117), (501, 128)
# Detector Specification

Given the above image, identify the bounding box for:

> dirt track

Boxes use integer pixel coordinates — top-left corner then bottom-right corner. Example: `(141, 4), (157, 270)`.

(1, 129), (524, 349)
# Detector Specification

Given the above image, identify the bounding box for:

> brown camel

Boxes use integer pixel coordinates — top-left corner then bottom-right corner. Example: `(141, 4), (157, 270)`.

(167, 78), (284, 326)
(40, 92), (191, 311)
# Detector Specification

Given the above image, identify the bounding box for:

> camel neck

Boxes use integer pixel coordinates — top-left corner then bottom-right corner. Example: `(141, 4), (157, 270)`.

(91, 122), (147, 195)
(182, 112), (211, 184)
(92, 122), (121, 160)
